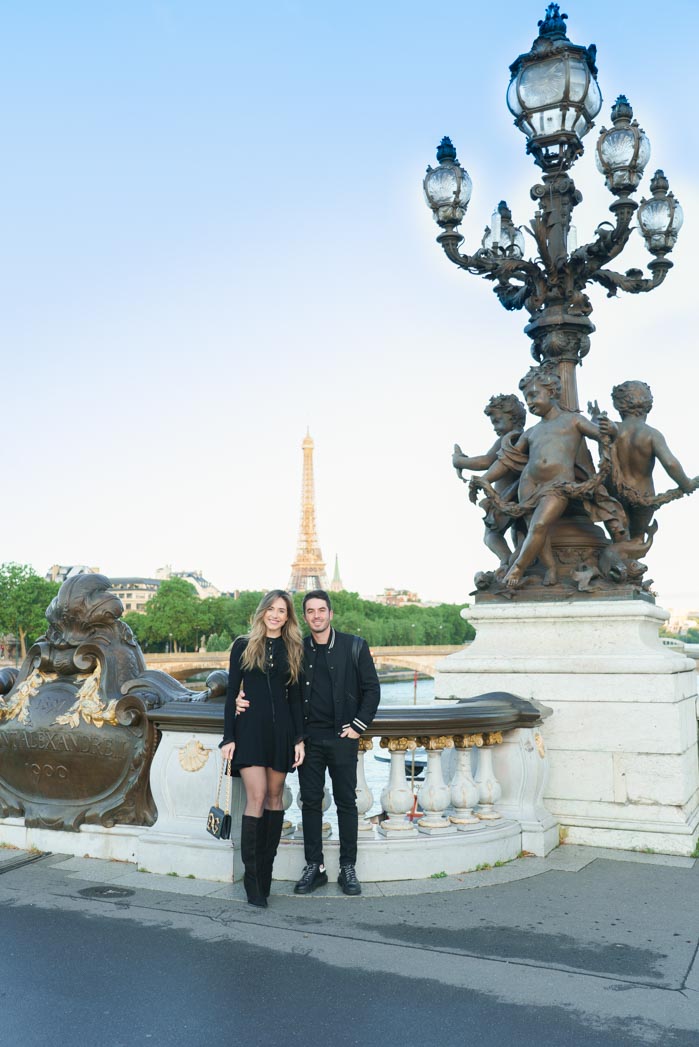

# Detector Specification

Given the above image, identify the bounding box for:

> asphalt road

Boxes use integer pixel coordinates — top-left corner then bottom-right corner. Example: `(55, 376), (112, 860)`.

(1, 849), (698, 1047)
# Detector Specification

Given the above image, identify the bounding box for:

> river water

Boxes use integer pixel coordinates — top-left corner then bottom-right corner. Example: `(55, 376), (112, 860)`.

(376, 677), (435, 706)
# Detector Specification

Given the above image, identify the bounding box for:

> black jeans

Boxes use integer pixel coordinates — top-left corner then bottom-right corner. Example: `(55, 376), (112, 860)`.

(298, 736), (359, 866)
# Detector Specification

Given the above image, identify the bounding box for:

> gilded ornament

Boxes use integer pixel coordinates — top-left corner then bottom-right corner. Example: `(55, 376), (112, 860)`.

(380, 736), (418, 751)
(358, 736), (374, 752)
(0, 573), (166, 833)
(54, 664), (120, 729)
(417, 735), (455, 750)
(177, 740), (211, 773)
(535, 732), (546, 758)
(453, 733), (484, 748)
(0, 669), (54, 727)
(483, 731), (503, 746)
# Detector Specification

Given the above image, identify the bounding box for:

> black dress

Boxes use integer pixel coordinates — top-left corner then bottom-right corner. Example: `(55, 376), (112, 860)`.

(222, 636), (303, 775)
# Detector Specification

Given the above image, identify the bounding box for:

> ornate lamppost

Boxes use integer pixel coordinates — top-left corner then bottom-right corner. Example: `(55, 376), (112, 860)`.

(424, 4), (695, 600)
(424, 3), (681, 412)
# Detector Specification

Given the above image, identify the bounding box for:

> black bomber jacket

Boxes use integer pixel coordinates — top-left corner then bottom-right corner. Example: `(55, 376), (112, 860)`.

(302, 628), (380, 736)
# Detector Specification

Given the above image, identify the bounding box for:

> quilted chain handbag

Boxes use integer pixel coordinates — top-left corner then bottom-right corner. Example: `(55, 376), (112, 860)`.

(206, 757), (232, 840)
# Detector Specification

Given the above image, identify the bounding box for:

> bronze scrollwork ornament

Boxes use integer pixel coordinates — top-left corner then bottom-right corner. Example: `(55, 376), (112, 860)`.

(0, 573), (207, 831)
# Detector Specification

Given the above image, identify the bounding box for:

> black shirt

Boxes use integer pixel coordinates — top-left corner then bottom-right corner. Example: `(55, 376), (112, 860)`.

(306, 642), (335, 738)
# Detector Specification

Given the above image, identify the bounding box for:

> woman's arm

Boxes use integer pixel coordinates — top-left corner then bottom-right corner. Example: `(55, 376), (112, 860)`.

(287, 676), (304, 744)
(222, 638), (245, 747)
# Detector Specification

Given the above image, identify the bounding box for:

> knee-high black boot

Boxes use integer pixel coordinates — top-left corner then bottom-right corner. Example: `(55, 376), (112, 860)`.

(240, 815), (267, 908)
(260, 810), (284, 898)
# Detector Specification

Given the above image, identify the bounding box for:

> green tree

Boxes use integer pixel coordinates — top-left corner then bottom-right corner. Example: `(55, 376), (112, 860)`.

(123, 610), (149, 647)
(301, 590), (473, 645)
(134, 577), (210, 652)
(0, 563), (60, 658)
(125, 587), (474, 654)
(206, 631), (232, 652)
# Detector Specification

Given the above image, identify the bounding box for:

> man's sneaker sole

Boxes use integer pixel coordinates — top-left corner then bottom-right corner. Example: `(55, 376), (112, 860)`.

(293, 872), (328, 895)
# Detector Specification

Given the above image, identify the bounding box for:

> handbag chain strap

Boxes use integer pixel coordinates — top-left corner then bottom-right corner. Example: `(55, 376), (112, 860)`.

(215, 756), (233, 814)
(223, 759), (232, 815)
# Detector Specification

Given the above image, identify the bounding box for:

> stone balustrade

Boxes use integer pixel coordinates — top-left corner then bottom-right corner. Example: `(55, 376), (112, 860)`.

(138, 693), (557, 882)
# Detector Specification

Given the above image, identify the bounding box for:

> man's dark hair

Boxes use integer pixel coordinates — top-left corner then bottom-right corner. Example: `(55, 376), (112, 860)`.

(302, 589), (332, 612)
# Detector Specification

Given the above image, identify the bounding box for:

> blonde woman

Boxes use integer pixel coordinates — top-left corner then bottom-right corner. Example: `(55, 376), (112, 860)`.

(220, 590), (304, 907)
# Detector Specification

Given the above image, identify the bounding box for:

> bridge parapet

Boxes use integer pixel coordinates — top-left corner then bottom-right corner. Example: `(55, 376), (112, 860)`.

(131, 693), (557, 881)
(144, 645), (466, 680)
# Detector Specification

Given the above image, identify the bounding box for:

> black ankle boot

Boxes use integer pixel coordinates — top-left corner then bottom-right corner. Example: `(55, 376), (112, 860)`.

(240, 815), (267, 908)
(260, 810), (284, 898)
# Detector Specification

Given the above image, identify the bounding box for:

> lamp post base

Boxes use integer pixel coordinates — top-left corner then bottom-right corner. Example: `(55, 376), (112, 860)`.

(435, 600), (699, 857)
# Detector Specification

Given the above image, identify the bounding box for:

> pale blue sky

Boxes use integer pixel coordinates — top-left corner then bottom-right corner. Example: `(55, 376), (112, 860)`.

(1, 1), (697, 606)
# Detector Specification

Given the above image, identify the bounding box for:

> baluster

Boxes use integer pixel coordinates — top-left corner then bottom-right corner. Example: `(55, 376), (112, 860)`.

(377, 737), (419, 837)
(449, 733), (482, 830)
(321, 783), (332, 838)
(281, 780), (295, 838)
(416, 735), (455, 834)
(475, 732), (503, 820)
(356, 736), (375, 833)
(295, 783), (333, 839)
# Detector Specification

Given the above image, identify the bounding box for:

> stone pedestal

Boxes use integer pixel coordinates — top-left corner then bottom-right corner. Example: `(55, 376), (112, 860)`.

(435, 601), (699, 856)
(139, 731), (239, 881)
(492, 727), (558, 856)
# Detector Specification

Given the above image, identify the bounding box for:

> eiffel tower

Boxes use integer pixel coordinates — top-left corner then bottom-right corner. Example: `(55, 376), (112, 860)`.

(288, 430), (328, 592)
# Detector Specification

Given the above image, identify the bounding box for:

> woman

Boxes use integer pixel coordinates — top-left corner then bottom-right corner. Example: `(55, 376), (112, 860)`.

(220, 590), (305, 908)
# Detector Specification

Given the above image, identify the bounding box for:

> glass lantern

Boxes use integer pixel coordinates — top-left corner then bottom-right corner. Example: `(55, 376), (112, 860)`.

(507, 4), (602, 170)
(595, 96), (650, 195)
(481, 201), (526, 257)
(423, 137), (472, 228)
(637, 170), (683, 255)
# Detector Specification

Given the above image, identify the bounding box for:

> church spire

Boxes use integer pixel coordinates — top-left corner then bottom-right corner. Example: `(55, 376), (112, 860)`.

(329, 554), (344, 593)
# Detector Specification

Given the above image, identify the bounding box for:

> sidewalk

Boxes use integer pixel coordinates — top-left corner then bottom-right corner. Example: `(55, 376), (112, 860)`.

(1, 843), (698, 1046)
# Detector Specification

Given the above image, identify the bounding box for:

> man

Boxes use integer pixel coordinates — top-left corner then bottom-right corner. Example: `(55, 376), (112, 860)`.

(236, 589), (380, 895)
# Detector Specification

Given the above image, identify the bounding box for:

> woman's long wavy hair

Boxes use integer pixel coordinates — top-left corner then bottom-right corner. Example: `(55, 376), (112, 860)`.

(241, 590), (303, 682)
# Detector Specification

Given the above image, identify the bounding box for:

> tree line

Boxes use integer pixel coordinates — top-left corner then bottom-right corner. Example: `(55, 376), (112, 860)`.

(0, 564), (474, 658)
(123, 579), (474, 651)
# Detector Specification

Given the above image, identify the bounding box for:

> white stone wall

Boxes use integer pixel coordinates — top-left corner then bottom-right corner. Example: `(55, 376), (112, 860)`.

(435, 601), (699, 856)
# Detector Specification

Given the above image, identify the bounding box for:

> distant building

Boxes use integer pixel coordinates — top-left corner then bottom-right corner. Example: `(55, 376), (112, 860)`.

(665, 609), (699, 634)
(376, 588), (421, 607)
(47, 564), (224, 613)
(109, 568), (224, 614)
(46, 564), (99, 584)
(109, 578), (161, 614)
(156, 565), (222, 600)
